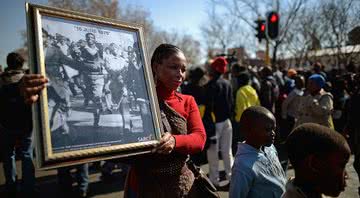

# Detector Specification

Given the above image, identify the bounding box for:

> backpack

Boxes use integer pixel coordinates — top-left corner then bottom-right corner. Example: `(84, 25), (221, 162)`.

(0, 82), (32, 131)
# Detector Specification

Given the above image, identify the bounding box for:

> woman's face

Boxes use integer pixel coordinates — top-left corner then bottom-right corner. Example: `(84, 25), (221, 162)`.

(154, 51), (187, 91)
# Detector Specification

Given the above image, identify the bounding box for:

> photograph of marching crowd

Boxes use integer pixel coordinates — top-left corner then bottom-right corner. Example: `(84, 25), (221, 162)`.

(40, 15), (154, 153)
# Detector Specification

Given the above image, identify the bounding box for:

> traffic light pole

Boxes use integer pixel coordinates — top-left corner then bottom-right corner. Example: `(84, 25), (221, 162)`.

(265, 39), (270, 66)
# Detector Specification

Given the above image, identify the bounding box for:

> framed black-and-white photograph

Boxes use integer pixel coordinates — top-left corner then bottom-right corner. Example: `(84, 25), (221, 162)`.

(26, 3), (161, 169)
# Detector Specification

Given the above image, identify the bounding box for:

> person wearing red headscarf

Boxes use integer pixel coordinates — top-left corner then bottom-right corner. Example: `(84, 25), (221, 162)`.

(206, 57), (234, 187)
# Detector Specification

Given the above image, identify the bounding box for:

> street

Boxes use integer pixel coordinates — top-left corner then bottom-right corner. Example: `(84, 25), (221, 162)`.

(0, 156), (358, 197)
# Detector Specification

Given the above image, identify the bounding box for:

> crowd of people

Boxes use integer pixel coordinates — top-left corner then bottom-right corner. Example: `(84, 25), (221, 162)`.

(0, 42), (360, 198)
(181, 57), (360, 197)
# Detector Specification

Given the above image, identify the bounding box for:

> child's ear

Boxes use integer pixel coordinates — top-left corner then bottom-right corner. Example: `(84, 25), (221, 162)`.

(307, 154), (324, 174)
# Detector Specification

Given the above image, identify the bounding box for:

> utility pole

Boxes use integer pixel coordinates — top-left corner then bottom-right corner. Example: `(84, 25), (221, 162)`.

(265, 40), (270, 65)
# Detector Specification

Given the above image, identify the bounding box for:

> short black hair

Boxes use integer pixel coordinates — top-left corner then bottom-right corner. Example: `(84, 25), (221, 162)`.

(286, 123), (350, 170)
(239, 106), (274, 129)
(6, 52), (25, 69)
(231, 63), (247, 74)
(260, 66), (272, 77)
(151, 43), (182, 66)
(237, 72), (250, 87)
(188, 67), (205, 84)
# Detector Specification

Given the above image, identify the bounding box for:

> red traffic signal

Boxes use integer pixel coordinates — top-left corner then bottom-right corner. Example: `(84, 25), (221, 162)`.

(270, 14), (278, 23)
(266, 11), (279, 40)
(255, 19), (266, 42)
(260, 24), (265, 32)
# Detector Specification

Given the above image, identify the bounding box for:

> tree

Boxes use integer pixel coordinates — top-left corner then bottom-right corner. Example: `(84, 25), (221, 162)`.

(281, 2), (323, 66)
(49, 0), (201, 65)
(200, 2), (244, 54)
(203, 0), (307, 66)
(277, 0), (360, 68)
(319, 0), (360, 66)
(162, 32), (201, 65)
(20, 0), (201, 66)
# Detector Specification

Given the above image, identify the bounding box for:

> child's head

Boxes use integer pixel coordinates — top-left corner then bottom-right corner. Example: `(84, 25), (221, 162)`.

(151, 44), (186, 90)
(239, 106), (276, 149)
(286, 123), (350, 197)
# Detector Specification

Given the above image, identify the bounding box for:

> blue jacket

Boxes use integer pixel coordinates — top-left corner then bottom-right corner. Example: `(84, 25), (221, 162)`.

(230, 143), (286, 198)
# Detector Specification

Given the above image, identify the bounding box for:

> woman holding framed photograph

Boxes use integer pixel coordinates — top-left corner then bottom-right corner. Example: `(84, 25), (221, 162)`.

(124, 43), (207, 197)
(21, 43), (207, 197)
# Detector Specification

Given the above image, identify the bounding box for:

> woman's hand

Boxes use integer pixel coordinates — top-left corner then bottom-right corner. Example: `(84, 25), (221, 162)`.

(20, 74), (48, 104)
(152, 132), (175, 155)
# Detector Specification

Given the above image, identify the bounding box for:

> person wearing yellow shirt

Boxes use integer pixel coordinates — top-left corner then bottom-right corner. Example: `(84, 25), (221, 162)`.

(233, 72), (260, 151)
(235, 72), (260, 122)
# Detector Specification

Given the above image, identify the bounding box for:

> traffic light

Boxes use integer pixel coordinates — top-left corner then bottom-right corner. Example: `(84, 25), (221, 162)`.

(255, 19), (266, 42)
(266, 11), (279, 40)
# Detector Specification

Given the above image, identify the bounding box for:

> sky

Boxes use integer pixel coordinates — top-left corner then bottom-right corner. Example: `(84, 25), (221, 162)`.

(0, 0), (208, 68)
(122, 0), (206, 38)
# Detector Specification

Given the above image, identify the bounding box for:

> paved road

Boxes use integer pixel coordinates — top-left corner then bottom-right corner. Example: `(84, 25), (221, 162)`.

(0, 156), (358, 197)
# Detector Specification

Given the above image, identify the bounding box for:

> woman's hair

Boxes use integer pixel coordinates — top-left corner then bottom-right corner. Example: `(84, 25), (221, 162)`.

(151, 44), (182, 66)
(286, 123), (350, 170)
(150, 44), (183, 82)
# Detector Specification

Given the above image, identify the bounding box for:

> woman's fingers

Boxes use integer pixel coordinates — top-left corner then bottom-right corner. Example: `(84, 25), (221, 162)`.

(24, 84), (46, 95)
(23, 74), (45, 81)
(23, 74), (48, 87)
(154, 132), (175, 155)
(156, 141), (173, 154)
(159, 132), (171, 144)
(20, 74), (48, 104)
(25, 94), (40, 105)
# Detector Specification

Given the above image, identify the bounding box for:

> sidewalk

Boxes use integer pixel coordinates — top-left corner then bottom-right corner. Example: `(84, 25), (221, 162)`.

(0, 160), (229, 198)
(0, 157), (358, 197)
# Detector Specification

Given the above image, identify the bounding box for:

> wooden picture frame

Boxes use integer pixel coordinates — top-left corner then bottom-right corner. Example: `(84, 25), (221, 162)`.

(26, 3), (161, 169)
